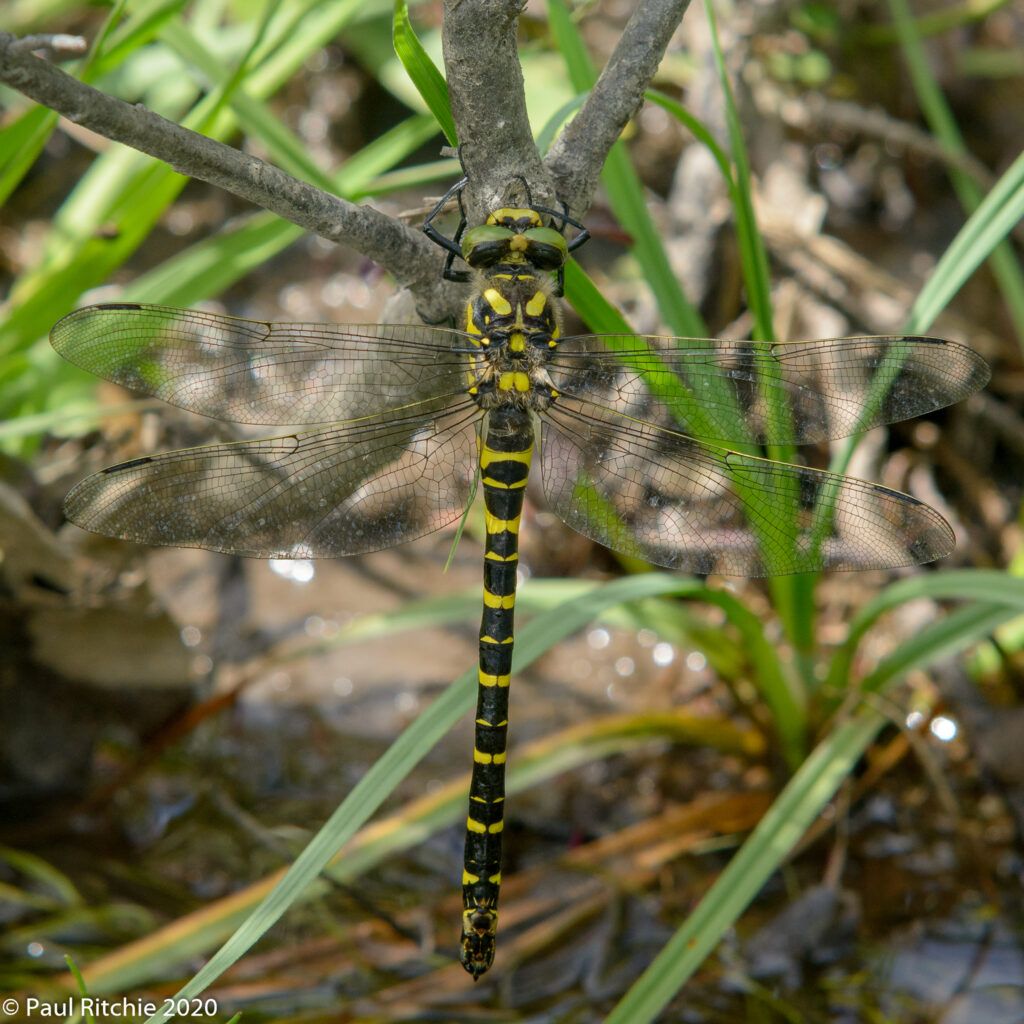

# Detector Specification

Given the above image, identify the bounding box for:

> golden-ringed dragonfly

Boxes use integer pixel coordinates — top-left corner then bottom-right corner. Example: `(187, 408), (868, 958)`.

(51, 187), (989, 979)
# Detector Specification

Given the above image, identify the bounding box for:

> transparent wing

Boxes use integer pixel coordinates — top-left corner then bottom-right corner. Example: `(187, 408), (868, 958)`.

(540, 399), (954, 576)
(51, 303), (473, 426)
(547, 335), (990, 445)
(64, 400), (482, 557)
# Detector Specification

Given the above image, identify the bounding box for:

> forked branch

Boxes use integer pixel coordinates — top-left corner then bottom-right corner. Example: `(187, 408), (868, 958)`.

(439, 0), (689, 229)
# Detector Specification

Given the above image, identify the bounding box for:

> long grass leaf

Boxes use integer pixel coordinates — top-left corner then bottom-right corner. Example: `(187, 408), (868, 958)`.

(702, 0), (817, 652)
(548, 0), (706, 339)
(887, 0), (1024, 349)
(825, 569), (1024, 699)
(392, 0), (457, 144)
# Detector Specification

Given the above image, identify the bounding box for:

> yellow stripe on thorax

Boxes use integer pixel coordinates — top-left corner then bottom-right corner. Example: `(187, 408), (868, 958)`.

(482, 288), (512, 316)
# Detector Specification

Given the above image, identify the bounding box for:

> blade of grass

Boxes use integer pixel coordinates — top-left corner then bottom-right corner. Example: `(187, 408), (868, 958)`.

(702, 0), (816, 656)
(825, 569), (1024, 701)
(859, 600), (1017, 693)
(1, 0), (374, 364)
(702, 1), (772, 346)
(0, 106), (59, 207)
(72, 704), (758, 996)
(3, 7), (442, 436)
(856, 0), (1013, 44)
(158, 18), (337, 193)
(91, 0), (192, 75)
(887, 0), (1024, 350)
(393, 0), (457, 145)
(0, 0), (150, 206)
(547, 0), (706, 339)
(114, 116), (442, 307)
(829, 146), (1024, 480)
(905, 145), (1024, 335)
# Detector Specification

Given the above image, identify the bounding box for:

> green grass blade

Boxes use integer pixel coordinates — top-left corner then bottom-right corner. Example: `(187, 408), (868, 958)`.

(605, 708), (883, 1024)
(702, 0), (816, 653)
(535, 90), (588, 154)
(393, 0), (457, 144)
(702, 0), (773, 346)
(1, 0), (371, 368)
(365, 155), (462, 196)
(114, 114), (441, 307)
(825, 569), (1024, 700)
(887, 0), (1024, 349)
(75, 703), (754, 996)
(828, 146), (1024, 483)
(563, 260), (635, 334)
(2, 8), (438, 437)
(856, 0), (1013, 44)
(158, 18), (337, 193)
(0, 106), (59, 207)
(905, 145), (1024, 335)
(91, 0), (192, 74)
(547, 0), (706, 339)
(861, 600), (1018, 693)
(646, 88), (732, 178)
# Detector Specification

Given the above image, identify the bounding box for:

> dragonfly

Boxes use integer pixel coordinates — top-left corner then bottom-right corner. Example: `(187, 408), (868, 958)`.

(50, 198), (989, 978)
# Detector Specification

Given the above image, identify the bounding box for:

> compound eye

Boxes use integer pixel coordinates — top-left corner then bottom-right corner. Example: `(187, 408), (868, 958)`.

(523, 227), (569, 269)
(526, 244), (564, 270)
(462, 224), (514, 266)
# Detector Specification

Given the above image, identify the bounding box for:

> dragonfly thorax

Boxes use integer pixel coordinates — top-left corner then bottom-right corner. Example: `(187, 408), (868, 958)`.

(465, 263), (561, 413)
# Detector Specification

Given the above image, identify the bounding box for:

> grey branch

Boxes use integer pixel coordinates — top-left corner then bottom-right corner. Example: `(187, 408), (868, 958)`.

(545, 0), (691, 218)
(0, 31), (450, 319)
(441, 0), (690, 228)
(441, 0), (551, 226)
(9, 33), (87, 56)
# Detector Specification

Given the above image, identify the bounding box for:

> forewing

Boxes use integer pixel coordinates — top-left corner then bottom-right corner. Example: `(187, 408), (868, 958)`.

(540, 399), (954, 576)
(548, 335), (989, 445)
(51, 303), (472, 426)
(64, 401), (482, 557)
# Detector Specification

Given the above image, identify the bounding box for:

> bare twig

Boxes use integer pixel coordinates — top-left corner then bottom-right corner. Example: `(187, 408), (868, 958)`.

(441, 0), (690, 228)
(0, 31), (450, 320)
(545, 0), (692, 218)
(441, 0), (550, 225)
(9, 33), (87, 56)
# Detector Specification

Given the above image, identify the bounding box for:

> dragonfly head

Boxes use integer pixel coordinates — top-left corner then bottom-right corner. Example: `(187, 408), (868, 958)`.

(462, 208), (569, 274)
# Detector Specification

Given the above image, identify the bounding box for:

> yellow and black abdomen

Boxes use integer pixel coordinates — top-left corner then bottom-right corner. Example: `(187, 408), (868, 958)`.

(460, 403), (534, 978)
